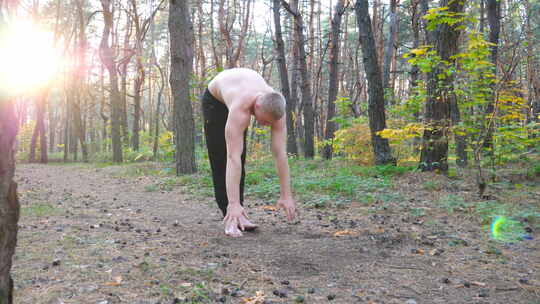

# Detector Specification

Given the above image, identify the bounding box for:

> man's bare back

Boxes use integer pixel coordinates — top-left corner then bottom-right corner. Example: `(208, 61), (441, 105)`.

(208, 68), (274, 110)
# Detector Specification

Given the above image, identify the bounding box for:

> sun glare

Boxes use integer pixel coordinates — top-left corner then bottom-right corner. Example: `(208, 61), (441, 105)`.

(0, 21), (62, 96)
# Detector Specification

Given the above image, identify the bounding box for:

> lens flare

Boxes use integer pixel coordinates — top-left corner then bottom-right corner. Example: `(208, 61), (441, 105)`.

(0, 20), (62, 97)
(491, 216), (528, 242)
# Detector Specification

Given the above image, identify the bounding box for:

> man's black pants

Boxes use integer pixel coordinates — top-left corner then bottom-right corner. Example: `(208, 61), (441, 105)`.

(201, 88), (247, 217)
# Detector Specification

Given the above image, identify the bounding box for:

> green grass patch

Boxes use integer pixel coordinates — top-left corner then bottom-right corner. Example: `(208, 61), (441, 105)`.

(245, 158), (402, 207)
(527, 164), (540, 178)
(22, 203), (61, 217)
(95, 156), (411, 208)
(437, 194), (468, 213)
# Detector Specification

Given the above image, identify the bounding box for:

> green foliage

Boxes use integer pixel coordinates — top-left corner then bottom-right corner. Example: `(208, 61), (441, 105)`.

(423, 180), (442, 191)
(423, 7), (468, 31)
(144, 184), (159, 192)
(16, 121), (38, 162)
(437, 194), (468, 213)
(244, 158), (408, 208)
(527, 164), (540, 178)
(22, 203), (61, 217)
(383, 17), (540, 177)
(410, 207), (426, 217)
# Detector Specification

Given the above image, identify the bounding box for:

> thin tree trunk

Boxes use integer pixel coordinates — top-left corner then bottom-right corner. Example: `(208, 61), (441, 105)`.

(153, 63), (165, 160)
(29, 90), (49, 163)
(527, 0), (540, 124)
(99, 65), (109, 153)
(169, 0), (197, 174)
(355, 0), (395, 165)
(273, 0), (298, 156)
(282, 0), (315, 158)
(100, 0), (123, 163)
(483, 0), (501, 151)
(382, 0), (399, 92)
(119, 12), (132, 145)
(322, 0), (346, 159)
(130, 0), (162, 151)
(48, 103), (56, 153)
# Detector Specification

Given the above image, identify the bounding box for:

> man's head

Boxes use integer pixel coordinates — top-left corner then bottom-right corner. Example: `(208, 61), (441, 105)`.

(254, 91), (286, 126)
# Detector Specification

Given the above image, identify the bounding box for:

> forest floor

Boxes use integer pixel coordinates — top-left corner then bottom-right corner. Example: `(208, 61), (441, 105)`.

(11, 161), (540, 304)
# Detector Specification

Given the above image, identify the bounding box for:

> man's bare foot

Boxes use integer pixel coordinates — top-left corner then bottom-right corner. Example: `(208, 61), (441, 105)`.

(238, 216), (258, 232)
(224, 221), (243, 237)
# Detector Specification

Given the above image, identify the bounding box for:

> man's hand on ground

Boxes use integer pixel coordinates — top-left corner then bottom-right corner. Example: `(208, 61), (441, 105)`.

(223, 204), (248, 237)
(277, 197), (297, 221)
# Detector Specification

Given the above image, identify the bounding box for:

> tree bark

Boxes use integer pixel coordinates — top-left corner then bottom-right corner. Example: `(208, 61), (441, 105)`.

(355, 0), (395, 165)
(527, 0), (540, 123)
(99, 0), (123, 163)
(282, 0), (315, 158)
(322, 0), (346, 159)
(419, 0), (465, 172)
(29, 90), (49, 164)
(74, 0), (89, 162)
(169, 0), (197, 174)
(130, 0), (162, 151)
(0, 98), (20, 304)
(153, 63), (165, 160)
(483, 0), (501, 151)
(118, 13), (133, 146)
(272, 0), (298, 156)
(382, 0), (399, 92)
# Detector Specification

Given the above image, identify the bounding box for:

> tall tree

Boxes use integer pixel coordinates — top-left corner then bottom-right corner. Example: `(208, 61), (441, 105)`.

(483, 0), (501, 152)
(355, 0), (395, 165)
(73, 0), (89, 162)
(0, 5), (21, 303)
(322, 0), (346, 159)
(382, 0), (399, 92)
(272, 0), (298, 156)
(99, 0), (123, 163)
(0, 100), (19, 304)
(282, 0), (315, 158)
(130, 0), (163, 151)
(419, 0), (465, 172)
(28, 1), (48, 164)
(218, 0), (253, 68)
(526, 0), (540, 123)
(169, 0), (197, 174)
(29, 90), (49, 163)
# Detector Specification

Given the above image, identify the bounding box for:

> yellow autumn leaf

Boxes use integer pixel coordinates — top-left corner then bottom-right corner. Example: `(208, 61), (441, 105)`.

(104, 275), (123, 286)
(333, 230), (358, 237)
(262, 205), (278, 211)
(242, 291), (265, 304)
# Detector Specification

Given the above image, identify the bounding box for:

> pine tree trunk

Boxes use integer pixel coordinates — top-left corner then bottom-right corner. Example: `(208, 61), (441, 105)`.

(283, 0), (315, 158)
(169, 0), (197, 174)
(0, 99), (20, 304)
(382, 0), (399, 92)
(419, 0), (465, 172)
(483, 0), (501, 152)
(355, 0), (395, 165)
(322, 0), (346, 159)
(100, 0), (123, 163)
(273, 0), (298, 156)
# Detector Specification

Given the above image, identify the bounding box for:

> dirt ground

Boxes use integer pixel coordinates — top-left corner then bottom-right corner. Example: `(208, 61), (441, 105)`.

(12, 163), (540, 304)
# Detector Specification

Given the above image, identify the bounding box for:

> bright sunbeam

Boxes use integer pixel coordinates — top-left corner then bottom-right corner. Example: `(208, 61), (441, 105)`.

(0, 20), (62, 96)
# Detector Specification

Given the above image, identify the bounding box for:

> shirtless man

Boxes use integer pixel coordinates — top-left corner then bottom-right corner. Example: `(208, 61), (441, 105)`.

(202, 68), (297, 237)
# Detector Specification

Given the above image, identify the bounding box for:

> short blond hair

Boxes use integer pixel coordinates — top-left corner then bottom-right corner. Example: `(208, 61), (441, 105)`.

(260, 92), (286, 120)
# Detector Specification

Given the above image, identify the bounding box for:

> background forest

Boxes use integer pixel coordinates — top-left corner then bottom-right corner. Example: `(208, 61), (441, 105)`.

(1, 0), (540, 303)
(7, 0), (540, 181)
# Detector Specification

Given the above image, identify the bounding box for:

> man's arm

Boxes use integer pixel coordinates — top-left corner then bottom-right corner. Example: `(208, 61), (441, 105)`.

(271, 117), (296, 221)
(224, 108), (250, 207)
